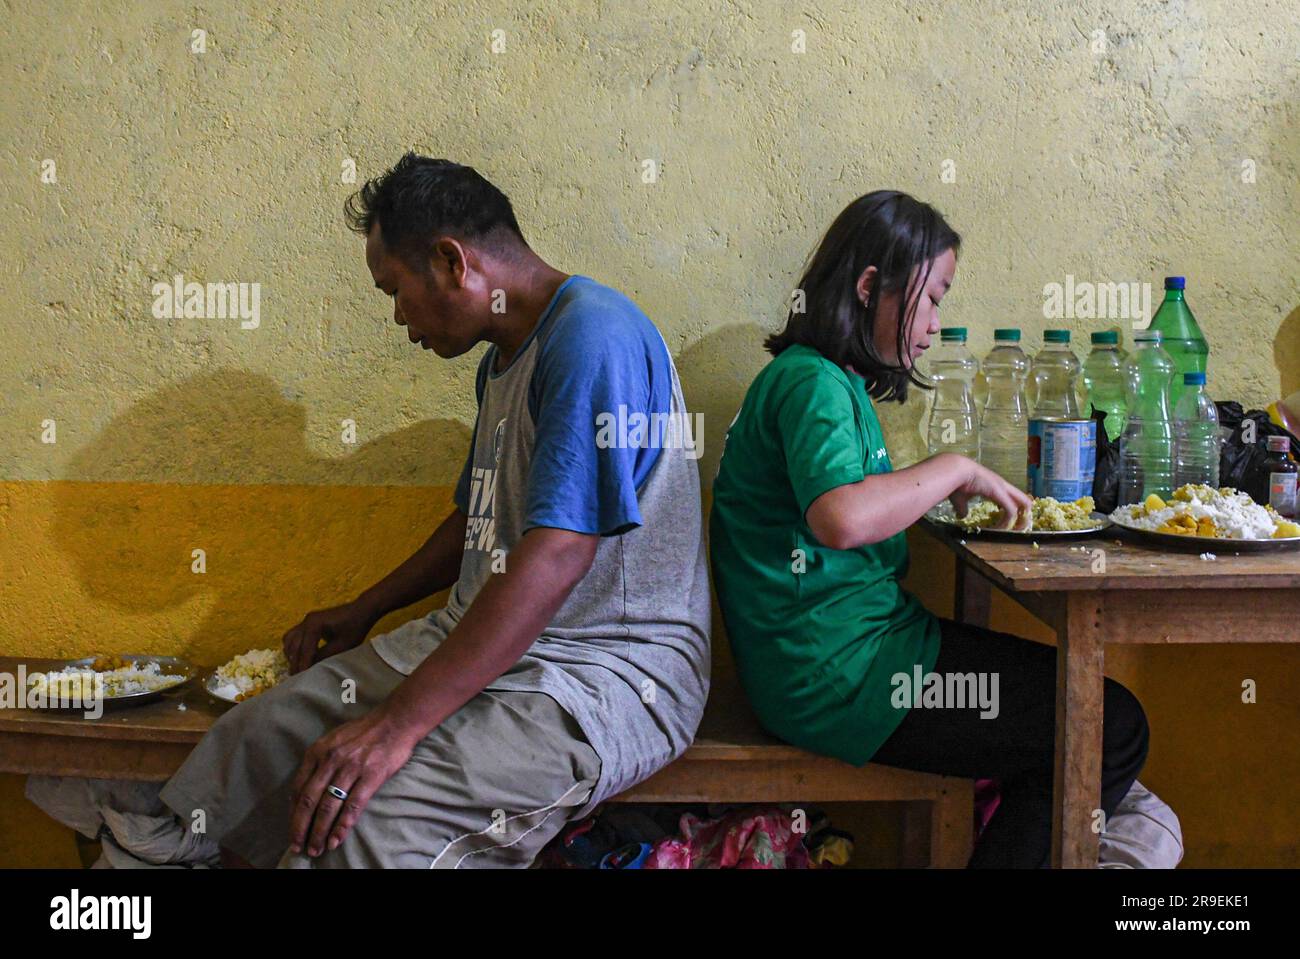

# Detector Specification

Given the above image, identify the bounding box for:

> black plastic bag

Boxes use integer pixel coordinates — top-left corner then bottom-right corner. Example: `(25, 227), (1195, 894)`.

(1089, 405), (1121, 513)
(1215, 401), (1300, 504)
(1088, 401), (1300, 509)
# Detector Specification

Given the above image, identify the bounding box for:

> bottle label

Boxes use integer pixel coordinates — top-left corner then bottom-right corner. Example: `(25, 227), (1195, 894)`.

(1270, 472), (1298, 518)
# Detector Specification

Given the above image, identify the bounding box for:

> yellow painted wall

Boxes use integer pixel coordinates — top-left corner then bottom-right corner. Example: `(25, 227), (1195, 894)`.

(2, 0), (1297, 867)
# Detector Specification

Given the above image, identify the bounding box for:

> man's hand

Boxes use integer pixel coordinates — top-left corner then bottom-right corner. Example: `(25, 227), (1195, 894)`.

(281, 601), (380, 675)
(280, 508), (470, 675)
(287, 705), (418, 857)
(284, 528), (597, 857)
(285, 527), (598, 859)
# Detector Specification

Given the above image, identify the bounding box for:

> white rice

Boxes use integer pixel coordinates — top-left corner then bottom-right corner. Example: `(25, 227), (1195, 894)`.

(212, 647), (289, 700)
(29, 660), (185, 699)
(1111, 485), (1285, 540)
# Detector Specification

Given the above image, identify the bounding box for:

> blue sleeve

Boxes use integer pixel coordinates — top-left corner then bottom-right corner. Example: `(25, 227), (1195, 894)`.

(453, 352), (493, 513)
(523, 302), (673, 537)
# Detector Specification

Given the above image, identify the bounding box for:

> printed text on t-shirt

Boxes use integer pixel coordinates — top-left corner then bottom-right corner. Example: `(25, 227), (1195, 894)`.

(464, 465), (498, 552)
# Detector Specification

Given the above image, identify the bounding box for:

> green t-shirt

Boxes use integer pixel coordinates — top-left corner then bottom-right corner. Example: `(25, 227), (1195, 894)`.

(709, 344), (940, 765)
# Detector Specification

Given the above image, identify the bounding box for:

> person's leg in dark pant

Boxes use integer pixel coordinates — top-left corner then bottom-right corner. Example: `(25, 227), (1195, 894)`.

(869, 618), (1150, 868)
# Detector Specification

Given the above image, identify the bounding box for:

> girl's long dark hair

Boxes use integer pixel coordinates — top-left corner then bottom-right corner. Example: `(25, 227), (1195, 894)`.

(765, 190), (961, 403)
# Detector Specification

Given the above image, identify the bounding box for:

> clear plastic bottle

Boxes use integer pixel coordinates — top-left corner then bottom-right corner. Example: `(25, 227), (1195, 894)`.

(1148, 276), (1209, 411)
(1082, 331), (1128, 442)
(1030, 329), (1083, 418)
(1172, 371), (1220, 489)
(979, 328), (1030, 490)
(926, 327), (980, 461)
(1118, 329), (1177, 505)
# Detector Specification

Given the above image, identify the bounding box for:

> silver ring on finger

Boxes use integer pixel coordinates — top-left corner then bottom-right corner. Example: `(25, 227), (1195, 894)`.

(326, 784), (349, 801)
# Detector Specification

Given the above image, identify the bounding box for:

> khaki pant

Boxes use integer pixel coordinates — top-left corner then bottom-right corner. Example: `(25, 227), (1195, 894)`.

(160, 641), (601, 868)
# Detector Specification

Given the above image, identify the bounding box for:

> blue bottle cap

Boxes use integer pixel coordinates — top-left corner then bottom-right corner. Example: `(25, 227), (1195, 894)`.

(1091, 330), (1119, 345)
(1184, 371), (1206, 385)
(1164, 276), (1186, 290)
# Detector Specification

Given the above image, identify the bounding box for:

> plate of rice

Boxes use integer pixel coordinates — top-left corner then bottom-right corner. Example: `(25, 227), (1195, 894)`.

(927, 495), (1110, 537)
(27, 654), (195, 710)
(1109, 485), (1300, 551)
(205, 647), (290, 704)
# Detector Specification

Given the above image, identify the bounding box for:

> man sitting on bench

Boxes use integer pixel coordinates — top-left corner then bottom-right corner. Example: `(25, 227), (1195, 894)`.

(160, 153), (711, 868)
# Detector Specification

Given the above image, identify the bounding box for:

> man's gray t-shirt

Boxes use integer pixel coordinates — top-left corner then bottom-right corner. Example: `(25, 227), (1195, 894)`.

(371, 275), (711, 807)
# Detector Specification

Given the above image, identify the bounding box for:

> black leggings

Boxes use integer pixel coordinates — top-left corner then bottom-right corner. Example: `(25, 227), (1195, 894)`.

(869, 618), (1150, 868)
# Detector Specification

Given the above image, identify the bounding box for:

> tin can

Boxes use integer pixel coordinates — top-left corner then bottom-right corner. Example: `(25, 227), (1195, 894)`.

(1027, 417), (1096, 501)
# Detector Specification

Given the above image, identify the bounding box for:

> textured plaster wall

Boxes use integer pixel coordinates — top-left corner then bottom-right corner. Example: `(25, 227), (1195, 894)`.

(1, 0), (1298, 866)
(4, 0), (1299, 488)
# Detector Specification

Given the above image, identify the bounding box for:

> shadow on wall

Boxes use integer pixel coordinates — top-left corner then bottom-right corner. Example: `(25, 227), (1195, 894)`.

(49, 370), (470, 660)
(44, 329), (936, 661)
(56, 370), (471, 488)
(673, 322), (933, 480)
(674, 323), (772, 486)
(1275, 303), (1300, 398)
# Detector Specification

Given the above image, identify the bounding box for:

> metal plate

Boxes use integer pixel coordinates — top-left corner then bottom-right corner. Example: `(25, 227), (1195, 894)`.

(203, 670), (244, 705)
(925, 501), (1111, 538)
(41, 655), (195, 710)
(1108, 515), (1300, 553)
(203, 670), (284, 705)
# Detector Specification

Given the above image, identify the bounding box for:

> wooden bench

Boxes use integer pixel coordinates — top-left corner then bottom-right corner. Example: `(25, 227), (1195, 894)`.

(0, 654), (973, 867)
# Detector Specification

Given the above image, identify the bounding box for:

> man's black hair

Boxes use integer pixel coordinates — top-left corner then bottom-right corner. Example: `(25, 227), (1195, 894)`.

(765, 190), (961, 403)
(344, 152), (526, 268)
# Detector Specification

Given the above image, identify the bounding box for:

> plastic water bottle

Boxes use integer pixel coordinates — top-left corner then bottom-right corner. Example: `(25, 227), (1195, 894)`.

(1082, 330), (1128, 442)
(1172, 371), (1220, 489)
(1030, 329), (1083, 418)
(926, 327), (979, 461)
(1148, 276), (1209, 410)
(979, 328), (1030, 490)
(1118, 329), (1177, 504)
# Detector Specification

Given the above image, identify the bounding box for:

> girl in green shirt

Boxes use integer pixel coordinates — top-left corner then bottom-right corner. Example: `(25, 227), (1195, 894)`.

(709, 191), (1150, 868)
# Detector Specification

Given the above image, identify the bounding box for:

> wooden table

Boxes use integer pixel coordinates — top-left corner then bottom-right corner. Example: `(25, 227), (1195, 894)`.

(921, 520), (1300, 867)
(0, 658), (228, 780)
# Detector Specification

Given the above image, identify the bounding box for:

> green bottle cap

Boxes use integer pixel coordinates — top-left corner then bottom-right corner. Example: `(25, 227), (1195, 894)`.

(1043, 329), (1071, 343)
(994, 328), (1021, 341)
(1091, 331), (1119, 345)
(940, 327), (967, 341)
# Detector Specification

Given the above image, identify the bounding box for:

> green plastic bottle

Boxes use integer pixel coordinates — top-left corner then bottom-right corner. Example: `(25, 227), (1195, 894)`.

(1082, 330), (1128, 442)
(1147, 276), (1208, 410)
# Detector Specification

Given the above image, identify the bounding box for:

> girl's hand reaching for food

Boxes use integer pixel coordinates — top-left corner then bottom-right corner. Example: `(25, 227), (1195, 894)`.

(949, 458), (1034, 531)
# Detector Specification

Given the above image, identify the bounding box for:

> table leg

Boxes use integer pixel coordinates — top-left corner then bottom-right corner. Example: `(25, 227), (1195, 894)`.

(954, 558), (992, 628)
(1051, 591), (1105, 868)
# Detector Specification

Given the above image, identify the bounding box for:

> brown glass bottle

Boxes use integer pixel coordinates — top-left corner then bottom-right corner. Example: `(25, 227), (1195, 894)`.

(1263, 435), (1298, 518)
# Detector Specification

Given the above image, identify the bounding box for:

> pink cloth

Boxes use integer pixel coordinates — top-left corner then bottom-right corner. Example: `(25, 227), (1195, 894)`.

(644, 805), (812, 869)
(974, 778), (1001, 837)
